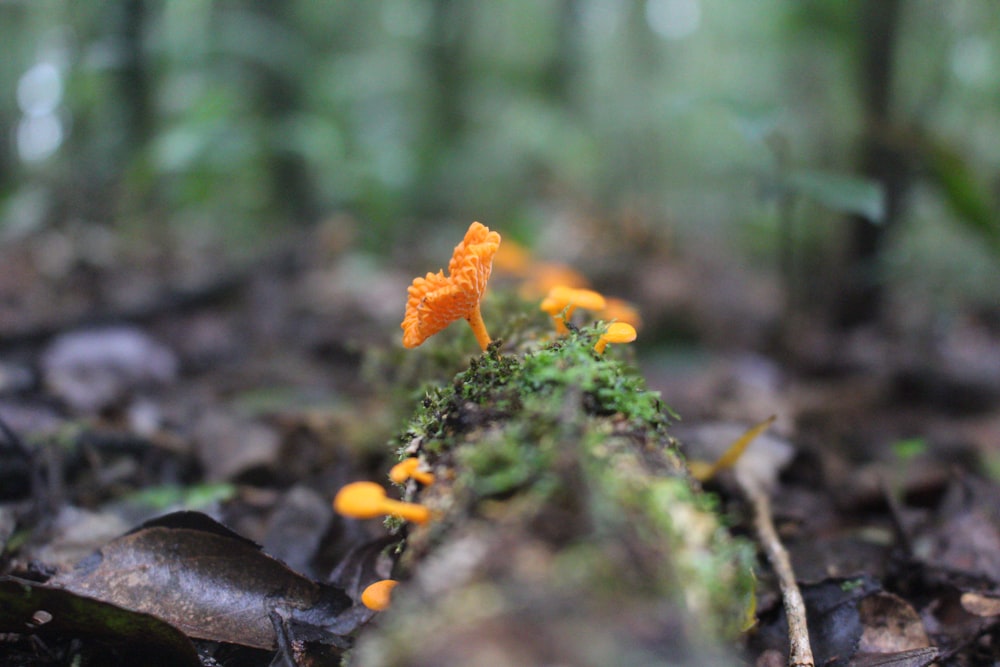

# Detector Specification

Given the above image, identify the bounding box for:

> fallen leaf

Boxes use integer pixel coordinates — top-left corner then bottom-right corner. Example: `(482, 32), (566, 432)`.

(0, 576), (200, 665)
(912, 474), (1000, 583)
(677, 420), (794, 494)
(689, 415), (777, 482)
(960, 591), (1000, 617)
(50, 511), (357, 650)
(856, 592), (931, 654)
(848, 647), (938, 667)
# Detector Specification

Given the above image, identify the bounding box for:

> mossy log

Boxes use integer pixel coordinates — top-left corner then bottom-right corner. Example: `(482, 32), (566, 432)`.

(351, 331), (754, 665)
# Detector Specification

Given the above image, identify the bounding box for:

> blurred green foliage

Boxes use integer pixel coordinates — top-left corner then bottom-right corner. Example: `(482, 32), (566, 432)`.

(1, 0), (998, 310)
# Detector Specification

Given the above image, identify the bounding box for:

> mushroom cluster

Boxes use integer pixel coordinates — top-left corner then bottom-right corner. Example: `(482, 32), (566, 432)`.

(333, 460), (437, 613)
(540, 285), (607, 335)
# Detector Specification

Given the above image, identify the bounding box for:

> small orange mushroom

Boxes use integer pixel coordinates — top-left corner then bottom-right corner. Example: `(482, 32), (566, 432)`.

(389, 458), (435, 486)
(593, 322), (637, 354)
(361, 579), (398, 611)
(401, 222), (501, 351)
(333, 481), (431, 525)
(540, 285), (607, 335)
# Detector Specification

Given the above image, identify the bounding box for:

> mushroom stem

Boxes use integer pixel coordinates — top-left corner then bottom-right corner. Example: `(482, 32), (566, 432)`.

(550, 315), (570, 335)
(593, 337), (612, 355)
(465, 303), (492, 351)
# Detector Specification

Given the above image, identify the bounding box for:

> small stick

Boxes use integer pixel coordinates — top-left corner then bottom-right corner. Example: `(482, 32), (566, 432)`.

(747, 480), (814, 667)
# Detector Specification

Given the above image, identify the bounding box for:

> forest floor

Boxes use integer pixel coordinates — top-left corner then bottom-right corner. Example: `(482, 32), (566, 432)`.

(1, 217), (999, 666)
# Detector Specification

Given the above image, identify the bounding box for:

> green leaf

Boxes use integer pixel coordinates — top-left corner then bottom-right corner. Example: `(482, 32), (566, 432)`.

(925, 141), (1000, 256)
(785, 169), (886, 222)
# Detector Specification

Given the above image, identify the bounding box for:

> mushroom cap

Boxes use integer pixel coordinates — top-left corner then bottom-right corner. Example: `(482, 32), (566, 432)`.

(389, 458), (421, 484)
(540, 286), (607, 315)
(539, 285), (571, 315)
(389, 457), (434, 485)
(602, 322), (637, 343)
(601, 298), (642, 329)
(333, 481), (388, 519)
(568, 288), (608, 311)
(402, 222), (501, 348)
(361, 579), (398, 611)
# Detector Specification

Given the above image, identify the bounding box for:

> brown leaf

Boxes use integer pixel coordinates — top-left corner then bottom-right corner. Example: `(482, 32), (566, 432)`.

(856, 592), (931, 654)
(848, 647), (938, 667)
(50, 511), (355, 650)
(915, 474), (1000, 583)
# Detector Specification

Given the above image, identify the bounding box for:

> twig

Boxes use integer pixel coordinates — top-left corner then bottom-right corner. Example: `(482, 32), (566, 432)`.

(747, 479), (814, 667)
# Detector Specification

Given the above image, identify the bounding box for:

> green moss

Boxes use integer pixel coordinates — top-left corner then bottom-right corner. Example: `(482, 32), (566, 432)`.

(400, 327), (669, 455)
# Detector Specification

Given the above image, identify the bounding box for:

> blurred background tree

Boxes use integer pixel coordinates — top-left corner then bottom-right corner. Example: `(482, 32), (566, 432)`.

(2, 0), (998, 337)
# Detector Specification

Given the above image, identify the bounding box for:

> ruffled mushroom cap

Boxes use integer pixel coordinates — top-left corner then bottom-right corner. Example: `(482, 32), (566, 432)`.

(540, 286), (607, 334)
(361, 579), (398, 611)
(593, 322), (637, 354)
(389, 458), (435, 486)
(402, 222), (501, 351)
(333, 481), (431, 525)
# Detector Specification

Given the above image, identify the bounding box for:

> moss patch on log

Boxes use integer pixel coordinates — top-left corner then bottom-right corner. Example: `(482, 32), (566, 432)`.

(351, 329), (754, 665)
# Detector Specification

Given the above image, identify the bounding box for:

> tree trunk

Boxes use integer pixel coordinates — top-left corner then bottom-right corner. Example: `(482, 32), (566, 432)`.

(248, 0), (318, 227)
(117, 0), (153, 153)
(350, 340), (753, 666)
(836, 0), (908, 329)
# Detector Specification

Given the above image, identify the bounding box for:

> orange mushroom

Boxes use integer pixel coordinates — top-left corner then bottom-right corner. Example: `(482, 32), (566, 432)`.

(333, 481), (431, 525)
(518, 262), (591, 300)
(402, 222), (501, 351)
(593, 322), (637, 354)
(540, 286), (607, 335)
(600, 297), (642, 330)
(389, 458), (435, 486)
(361, 579), (398, 611)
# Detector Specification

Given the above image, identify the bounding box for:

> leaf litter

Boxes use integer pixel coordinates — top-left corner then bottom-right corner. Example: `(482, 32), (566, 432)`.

(1, 219), (1000, 664)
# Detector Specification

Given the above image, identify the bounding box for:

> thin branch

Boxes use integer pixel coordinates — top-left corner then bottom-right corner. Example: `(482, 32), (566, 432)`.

(747, 480), (814, 667)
